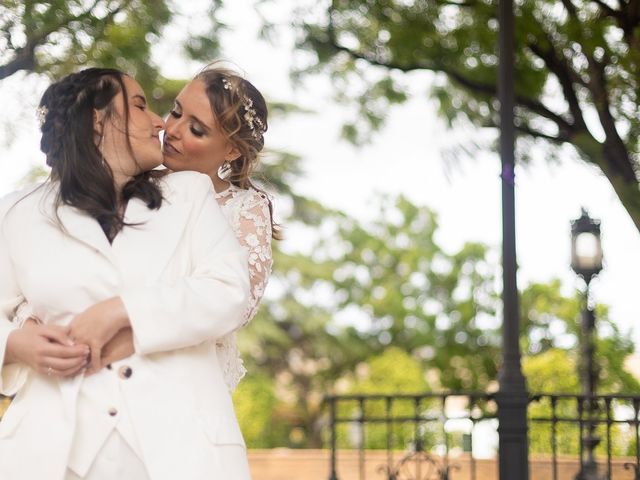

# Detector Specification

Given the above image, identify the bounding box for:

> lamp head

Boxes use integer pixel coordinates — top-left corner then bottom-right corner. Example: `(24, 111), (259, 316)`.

(570, 208), (603, 284)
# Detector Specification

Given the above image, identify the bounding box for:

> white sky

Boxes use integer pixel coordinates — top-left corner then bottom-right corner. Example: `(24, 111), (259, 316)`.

(1, 0), (639, 351)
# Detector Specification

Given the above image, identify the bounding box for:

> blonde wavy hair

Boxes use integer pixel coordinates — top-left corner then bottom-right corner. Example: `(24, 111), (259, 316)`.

(195, 63), (281, 240)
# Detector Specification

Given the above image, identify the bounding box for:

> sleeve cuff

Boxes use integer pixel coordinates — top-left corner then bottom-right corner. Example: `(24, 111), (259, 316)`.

(0, 322), (28, 396)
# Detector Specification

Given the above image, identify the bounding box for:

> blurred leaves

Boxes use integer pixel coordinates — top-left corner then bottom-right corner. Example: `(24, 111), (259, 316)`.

(237, 191), (637, 449)
(0, 1), (223, 112)
(282, 0), (640, 232)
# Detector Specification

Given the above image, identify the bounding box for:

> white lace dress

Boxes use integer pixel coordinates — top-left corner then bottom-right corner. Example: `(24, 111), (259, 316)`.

(214, 184), (273, 391)
(13, 183), (273, 393)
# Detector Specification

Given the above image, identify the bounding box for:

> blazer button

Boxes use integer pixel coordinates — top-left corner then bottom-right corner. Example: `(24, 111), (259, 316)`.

(108, 407), (118, 416)
(118, 365), (133, 379)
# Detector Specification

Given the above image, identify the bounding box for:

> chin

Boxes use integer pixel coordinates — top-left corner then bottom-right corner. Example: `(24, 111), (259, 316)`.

(162, 157), (179, 171)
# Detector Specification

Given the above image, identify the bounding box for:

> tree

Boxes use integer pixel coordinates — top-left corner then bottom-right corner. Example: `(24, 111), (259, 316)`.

(289, 0), (640, 233)
(0, 1), (223, 111)
(525, 348), (638, 456)
(338, 347), (431, 450)
(239, 194), (503, 447)
(237, 193), (638, 448)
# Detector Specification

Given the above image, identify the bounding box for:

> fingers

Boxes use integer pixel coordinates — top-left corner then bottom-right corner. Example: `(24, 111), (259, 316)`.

(41, 364), (86, 378)
(38, 324), (75, 347)
(57, 363), (88, 378)
(87, 343), (102, 376)
(38, 341), (89, 360)
(41, 355), (89, 376)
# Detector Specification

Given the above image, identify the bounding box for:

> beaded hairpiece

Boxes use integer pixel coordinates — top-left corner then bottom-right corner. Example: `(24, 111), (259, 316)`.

(222, 77), (266, 140)
(36, 105), (48, 127)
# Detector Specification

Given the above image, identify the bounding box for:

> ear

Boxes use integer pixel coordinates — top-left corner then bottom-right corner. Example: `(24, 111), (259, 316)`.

(224, 144), (241, 162)
(93, 108), (106, 137)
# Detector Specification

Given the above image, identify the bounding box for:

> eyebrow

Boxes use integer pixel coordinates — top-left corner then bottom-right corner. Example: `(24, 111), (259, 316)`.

(175, 99), (211, 133)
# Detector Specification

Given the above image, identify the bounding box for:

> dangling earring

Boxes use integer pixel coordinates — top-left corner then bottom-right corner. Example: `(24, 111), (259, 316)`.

(218, 160), (231, 179)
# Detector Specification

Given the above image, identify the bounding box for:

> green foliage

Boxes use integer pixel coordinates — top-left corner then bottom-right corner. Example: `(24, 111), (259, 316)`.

(525, 349), (582, 455)
(520, 280), (581, 355)
(287, 0), (640, 231)
(525, 349), (638, 456)
(0, 1), (221, 112)
(239, 193), (504, 447)
(233, 373), (289, 448)
(350, 347), (429, 395)
(240, 191), (637, 449)
(336, 347), (434, 449)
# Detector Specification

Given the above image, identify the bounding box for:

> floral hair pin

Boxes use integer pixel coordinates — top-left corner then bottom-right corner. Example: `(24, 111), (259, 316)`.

(221, 77), (266, 140)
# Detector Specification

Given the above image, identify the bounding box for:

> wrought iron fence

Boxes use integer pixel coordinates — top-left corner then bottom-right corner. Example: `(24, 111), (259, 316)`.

(324, 392), (640, 480)
(528, 393), (640, 480)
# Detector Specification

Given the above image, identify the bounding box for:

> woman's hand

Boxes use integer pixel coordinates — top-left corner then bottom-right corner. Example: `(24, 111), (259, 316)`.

(5, 320), (90, 377)
(69, 297), (130, 375)
(99, 328), (135, 370)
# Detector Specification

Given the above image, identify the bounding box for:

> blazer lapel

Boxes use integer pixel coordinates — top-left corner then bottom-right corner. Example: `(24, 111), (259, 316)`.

(112, 197), (192, 283)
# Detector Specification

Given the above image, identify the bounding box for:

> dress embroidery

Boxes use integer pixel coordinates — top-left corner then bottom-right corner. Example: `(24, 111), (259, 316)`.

(215, 184), (273, 391)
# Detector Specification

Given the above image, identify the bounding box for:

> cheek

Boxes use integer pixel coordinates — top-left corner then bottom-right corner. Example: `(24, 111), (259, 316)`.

(182, 138), (211, 159)
(183, 137), (226, 168)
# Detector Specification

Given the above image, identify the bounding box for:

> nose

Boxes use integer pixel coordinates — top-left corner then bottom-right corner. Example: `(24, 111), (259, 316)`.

(164, 114), (180, 139)
(151, 111), (165, 132)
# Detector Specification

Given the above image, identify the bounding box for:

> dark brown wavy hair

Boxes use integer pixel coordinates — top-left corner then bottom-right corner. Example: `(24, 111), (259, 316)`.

(195, 64), (281, 240)
(39, 67), (163, 242)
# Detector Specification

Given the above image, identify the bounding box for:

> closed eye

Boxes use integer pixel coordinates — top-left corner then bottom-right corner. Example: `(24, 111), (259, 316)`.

(190, 125), (205, 137)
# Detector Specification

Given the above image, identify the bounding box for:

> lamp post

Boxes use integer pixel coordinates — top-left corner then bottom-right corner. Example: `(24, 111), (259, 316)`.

(571, 208), (604, 480)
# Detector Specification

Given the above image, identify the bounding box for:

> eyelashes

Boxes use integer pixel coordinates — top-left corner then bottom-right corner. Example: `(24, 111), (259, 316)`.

(169, 109), (204, 137)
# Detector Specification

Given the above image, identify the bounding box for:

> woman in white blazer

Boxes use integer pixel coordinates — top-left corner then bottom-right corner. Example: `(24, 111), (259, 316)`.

(0, 68), (252, 479)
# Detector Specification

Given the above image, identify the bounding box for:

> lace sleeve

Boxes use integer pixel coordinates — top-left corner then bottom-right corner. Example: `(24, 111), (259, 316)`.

(235, 191), (273, 325)
(215, 188), (274, 392)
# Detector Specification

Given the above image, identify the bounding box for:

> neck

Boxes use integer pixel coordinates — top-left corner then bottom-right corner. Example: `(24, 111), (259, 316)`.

(113, 172), (133, 197)
(210, 174), (230, 193)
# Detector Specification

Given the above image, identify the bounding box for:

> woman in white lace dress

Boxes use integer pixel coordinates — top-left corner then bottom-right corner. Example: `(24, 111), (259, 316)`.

(97, 64), (277, 391)
(164, 65), (277, 390)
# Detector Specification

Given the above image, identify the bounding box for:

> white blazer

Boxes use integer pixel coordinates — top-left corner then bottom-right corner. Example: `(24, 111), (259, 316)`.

(0, 172), (251, 480)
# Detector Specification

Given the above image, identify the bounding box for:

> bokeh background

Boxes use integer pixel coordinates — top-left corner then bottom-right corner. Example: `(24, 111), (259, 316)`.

(1, 0), (640, 458)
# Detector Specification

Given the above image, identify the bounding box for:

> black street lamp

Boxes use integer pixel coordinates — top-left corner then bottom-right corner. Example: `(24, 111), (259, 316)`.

(571, 208), (604, 480)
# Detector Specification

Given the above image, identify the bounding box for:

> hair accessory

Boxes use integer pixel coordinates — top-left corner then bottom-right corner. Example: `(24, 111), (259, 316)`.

(36, 105), (48, 127)
(221, 77), (266, 140)
(242, 96), (266, 140)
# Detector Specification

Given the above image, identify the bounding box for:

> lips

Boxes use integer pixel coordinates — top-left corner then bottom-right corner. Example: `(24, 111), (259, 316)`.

(163, 140), (180, 155)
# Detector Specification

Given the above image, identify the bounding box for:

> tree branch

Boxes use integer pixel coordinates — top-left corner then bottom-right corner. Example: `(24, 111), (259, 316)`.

(515, 124), (568, 144)
(0, 45), (36, 80)
(0, 0), (127, 80)
(323, 26), (574, 137)
(526, 41), (587, 133)
(585, 55), (638, 182)
(588, 0), (621, 17)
